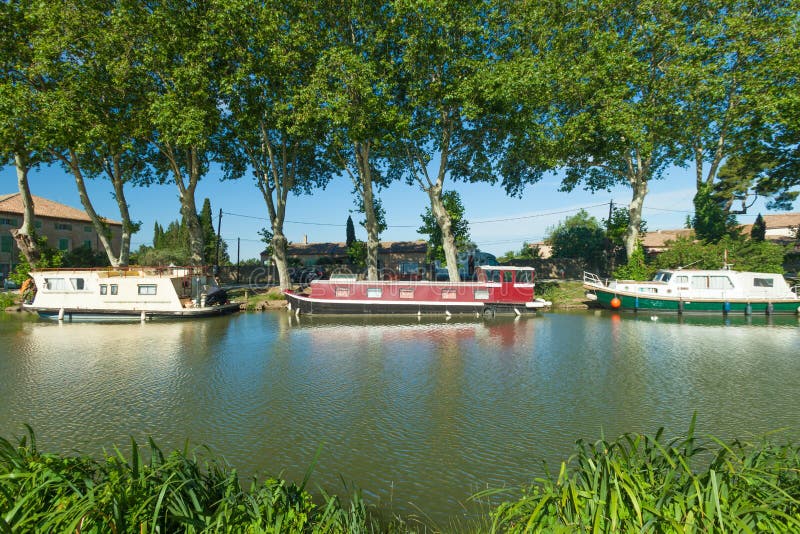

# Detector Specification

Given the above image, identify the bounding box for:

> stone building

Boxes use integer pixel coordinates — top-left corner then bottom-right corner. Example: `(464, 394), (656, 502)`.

(0, 193), (122, 276)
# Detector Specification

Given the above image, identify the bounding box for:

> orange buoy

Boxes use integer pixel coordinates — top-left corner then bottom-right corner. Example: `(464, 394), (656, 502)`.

(610, 297), (621, 309)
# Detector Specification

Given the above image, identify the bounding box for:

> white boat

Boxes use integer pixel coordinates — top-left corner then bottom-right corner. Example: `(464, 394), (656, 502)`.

(24, 267), (240, 321)
(584, 268), (800, 314)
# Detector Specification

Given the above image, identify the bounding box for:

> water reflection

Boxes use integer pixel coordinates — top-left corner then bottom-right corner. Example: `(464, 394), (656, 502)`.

(0, 311), (798, 525)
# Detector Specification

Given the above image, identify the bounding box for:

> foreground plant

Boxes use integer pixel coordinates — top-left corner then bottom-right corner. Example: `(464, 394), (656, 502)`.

(485, 419), (800, 533)
(0, 427), (395, 533)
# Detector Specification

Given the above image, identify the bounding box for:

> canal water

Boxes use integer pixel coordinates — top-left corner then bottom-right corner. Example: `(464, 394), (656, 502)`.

(1, 311), (799, 524)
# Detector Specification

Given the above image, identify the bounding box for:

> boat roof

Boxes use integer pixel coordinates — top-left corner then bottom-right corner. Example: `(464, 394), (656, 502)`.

(479, 265), (534, 271)
(657, 268), (783, 277)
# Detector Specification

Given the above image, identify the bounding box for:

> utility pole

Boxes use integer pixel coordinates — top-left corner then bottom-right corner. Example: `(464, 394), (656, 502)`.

(236, 237), (241, 284)
(214, 209), (222, 271)
(606, 199), (614, 274)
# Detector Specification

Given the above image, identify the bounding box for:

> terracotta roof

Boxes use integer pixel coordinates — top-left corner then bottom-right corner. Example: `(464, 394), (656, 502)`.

(641, 229), (694, 249)
(740, 212), (800, 234)
(278, 240), (427, 256)
(0, 193), (122, 226)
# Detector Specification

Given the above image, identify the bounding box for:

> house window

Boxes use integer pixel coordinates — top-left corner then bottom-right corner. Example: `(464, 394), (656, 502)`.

(138, 284), (157, 295)
(100, 284), (108, 295)
(754, 278), (774, 288)
(83, 240), (92, 249)
(0, 235), (12, 253)
(58, 238), (70, 251)
(55, 223), (72, 231)
(45, 278), (67, 290)
(0, 218), (18, 226)
(84, 226), (92, 232)
(34, 220), (42, 229)
(70, 278), (86, 290)
(399, 288), (415, 299)
(110, 284), (118, 295)
(335, 287), (350, 297)
(366, 287), (382, 298)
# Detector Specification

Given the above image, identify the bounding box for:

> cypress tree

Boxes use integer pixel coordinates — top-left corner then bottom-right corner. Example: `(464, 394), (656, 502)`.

(198, 198), (216, 265)
(346, 215), (356, 247)
(750, 213), (766, 241)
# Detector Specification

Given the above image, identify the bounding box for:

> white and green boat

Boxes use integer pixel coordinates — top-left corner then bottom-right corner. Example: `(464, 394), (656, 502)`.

(584, 269), (800, 315)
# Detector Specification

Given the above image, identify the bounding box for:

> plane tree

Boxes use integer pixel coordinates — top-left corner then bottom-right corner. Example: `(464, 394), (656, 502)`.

(119, 1), (230, 266)
(32, 0), (144, 267)
(387, 0), (549, 282)
(0, 0), (45, 264)
(217, 0), (335, 289)
(303, 0), (401, 281)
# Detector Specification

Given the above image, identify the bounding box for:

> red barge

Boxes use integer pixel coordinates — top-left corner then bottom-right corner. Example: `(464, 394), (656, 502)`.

(283, 266), (551, 316)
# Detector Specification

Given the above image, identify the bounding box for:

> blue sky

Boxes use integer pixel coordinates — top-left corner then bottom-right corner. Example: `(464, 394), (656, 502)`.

(1, 162), (774, 261)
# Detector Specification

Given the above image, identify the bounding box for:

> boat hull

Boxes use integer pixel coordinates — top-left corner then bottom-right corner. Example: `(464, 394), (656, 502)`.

(586, 285), (800, 315)
(27, 302), (241, 322)
(285, 292), (543, 316)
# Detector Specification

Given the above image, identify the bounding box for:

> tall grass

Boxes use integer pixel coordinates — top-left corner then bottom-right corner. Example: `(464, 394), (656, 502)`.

(0, 426), (404, 533)
(485, 418), (800, 533)
(3, 423), (799, 533)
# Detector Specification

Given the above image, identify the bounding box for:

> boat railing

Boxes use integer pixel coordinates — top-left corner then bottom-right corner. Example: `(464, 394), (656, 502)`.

(583, 271), (604, 287)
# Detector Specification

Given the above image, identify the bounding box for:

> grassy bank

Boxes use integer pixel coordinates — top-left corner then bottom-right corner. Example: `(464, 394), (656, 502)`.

(2, 424), (798, 533)
(227, 286), (288, 311)
(536, 280), (590, 309)
(0, 291), (19, 310)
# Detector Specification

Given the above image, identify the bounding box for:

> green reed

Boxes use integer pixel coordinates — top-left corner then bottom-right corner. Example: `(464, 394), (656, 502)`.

(2, 421), (799, 533)
(484, 418), (800, 533)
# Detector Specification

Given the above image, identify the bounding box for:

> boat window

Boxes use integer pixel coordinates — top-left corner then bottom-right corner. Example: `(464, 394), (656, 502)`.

(691, 276), (733, 290)
(367, 287), (382, 298)
(44, 278), (67, 291)
(676, 276), (688, 284)
(753, 277), (774, 288)
(486, 270), (501, 283)
(503, 271), (513, 283)
(399, 288), (415, 299)
(441, 288), (457, 300)
(335, 287), (350, 297)
(110, 284), (118, 295)
(474, 289), (489, 300)
(515, 270), (533, 284)
(100, 284), (107, 295)
(138, 284), (157, 296)
(70, 278), (86, 290)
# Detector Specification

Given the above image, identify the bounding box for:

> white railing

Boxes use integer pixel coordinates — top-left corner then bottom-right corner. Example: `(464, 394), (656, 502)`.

(583, 271), (604, 287)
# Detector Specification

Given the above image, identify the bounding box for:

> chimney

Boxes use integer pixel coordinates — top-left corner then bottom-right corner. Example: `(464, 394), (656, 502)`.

(303, 234), (308, 245)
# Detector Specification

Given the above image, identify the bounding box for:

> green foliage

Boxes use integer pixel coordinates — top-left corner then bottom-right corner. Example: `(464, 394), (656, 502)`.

(613, 245), (654, 281)
(9, 236), (62, 286)
(546, 210), (606, 271)
(135, 205), (229, 266)
(0, 292), (17, 310)
(692, 183), (738, 243)
(0, 428), (397, 533)
(60, 244), (110, 268)
(345, 215), (356, 248)
(655, 235), (786, 273)
(347, 240), (368, 268)
(750, 213), (766, 242)
(487, 420), (800, 532)
(418, 191), (471, 263)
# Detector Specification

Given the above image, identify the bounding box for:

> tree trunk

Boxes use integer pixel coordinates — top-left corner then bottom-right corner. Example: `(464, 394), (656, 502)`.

(109, 162), (133, 266)
(623, 178), (648, 260)
(428, 186), (461, 282)
(67, 153), (122, 267)
(179, 189), (204, 266)
(271, 232), (291, 290)
(355, 142), (380, 281)
(10, 154), (41, 265)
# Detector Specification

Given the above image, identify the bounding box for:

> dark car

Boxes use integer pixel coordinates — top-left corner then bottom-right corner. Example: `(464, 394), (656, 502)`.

(290, 267), (325, 284)
(2, 275), (19, 290)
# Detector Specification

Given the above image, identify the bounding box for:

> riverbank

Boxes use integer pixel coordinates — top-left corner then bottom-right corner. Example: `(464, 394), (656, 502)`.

(2, 425), (797, 532)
